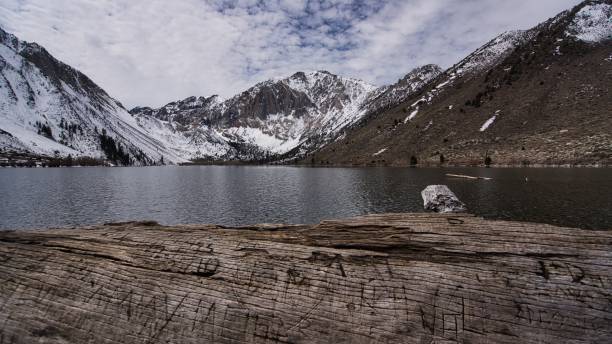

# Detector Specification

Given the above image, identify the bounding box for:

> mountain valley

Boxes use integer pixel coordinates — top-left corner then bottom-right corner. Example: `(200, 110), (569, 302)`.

(0, 0), (610, 167)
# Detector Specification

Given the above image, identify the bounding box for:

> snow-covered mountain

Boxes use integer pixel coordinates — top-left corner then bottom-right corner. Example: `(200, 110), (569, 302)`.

(0, 27), (187, 165)
(130, 68), (442, 160)
(4, 0), (606, 166)
(130, 71), (375, 159)
(136, 0), (610, 163)
(0, 23), (439, 165)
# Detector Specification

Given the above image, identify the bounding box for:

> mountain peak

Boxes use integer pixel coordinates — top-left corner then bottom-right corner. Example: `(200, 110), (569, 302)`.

(0, 27), (53, 61)
(289, 70), (333, 78)
(0, 26), (19, 50)
(565, 1), (611, 42)
(403, 64), (442, 79)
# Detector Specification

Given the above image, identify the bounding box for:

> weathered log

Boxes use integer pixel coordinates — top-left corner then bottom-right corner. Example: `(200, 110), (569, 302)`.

(0, 214), (611, 344)
(446, 173), (492, 180)
(421, 185), (467, 213)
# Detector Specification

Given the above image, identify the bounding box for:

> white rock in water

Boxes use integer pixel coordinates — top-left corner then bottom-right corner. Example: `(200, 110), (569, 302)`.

(421, 185), (467, 213)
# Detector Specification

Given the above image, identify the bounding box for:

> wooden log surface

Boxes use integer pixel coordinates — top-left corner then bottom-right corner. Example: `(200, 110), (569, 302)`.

(0, 213), (611, 344)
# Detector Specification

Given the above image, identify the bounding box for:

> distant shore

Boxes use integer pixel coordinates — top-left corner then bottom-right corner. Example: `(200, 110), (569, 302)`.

(2, 151), (610, 168)
(1, 161), (610, 168)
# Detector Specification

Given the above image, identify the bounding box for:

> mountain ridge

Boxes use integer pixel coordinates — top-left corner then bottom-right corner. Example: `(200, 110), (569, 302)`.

(301, 0), (611, 166)
(1, 0), (610, 166)
(129, 67), (441, 161)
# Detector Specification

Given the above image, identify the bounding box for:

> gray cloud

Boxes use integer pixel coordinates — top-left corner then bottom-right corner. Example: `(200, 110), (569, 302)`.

(0, 0), (581, 108)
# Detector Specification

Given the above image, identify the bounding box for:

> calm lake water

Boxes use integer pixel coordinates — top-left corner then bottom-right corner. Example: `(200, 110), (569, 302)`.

(0, 166), (610, 230)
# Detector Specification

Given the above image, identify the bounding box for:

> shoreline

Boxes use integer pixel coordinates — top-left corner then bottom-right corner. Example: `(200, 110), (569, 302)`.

(2, 162), (611, 168)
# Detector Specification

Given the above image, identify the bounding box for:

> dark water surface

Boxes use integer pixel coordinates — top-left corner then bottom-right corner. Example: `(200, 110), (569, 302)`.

(0, 166), (610, 230)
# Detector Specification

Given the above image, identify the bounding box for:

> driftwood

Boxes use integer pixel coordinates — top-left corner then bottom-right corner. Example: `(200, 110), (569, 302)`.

(0, 213), (611, 344)
(446, 173), (492, 180)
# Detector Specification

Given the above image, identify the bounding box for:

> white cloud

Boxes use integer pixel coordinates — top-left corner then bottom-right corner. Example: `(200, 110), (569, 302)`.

(0, 0), (581, 108)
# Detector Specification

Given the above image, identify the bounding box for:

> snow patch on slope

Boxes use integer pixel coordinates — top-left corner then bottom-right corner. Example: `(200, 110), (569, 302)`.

(220, 113), (306, 154)
(480, 111), (501, 132)
(372, 148), (387, 156)
(364, 65), (441, 115)
(404, 31), (532, 112)
(224, 126), (300, 153)
(404, 108), (419, 123)
(134, 114), (231, 160)
(566, 3), (612, 42)
(457, 30), (532, 74)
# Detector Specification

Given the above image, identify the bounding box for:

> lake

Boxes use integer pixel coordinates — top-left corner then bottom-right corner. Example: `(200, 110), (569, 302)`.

(0, 166), (610, 230)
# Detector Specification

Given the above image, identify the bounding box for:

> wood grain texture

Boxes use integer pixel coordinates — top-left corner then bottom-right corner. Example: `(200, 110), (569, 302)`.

(0, 213), (611, 343)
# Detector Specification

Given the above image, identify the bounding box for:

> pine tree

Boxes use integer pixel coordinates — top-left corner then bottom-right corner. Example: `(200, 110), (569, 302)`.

(410, 155), (418, 166)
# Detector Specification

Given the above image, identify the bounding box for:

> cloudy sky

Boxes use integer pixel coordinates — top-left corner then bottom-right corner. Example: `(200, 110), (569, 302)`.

(0, 0), (581, 108)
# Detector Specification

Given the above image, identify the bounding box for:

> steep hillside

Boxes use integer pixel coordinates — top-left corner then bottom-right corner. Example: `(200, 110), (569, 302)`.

(303, 0), (612, 166)
(362, 64), (442, 117)
(283, 65), (443, 159)
(0, 28), (186, 165)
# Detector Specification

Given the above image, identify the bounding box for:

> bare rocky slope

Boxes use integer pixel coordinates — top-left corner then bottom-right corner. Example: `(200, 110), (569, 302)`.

(299, 0), (612, 167)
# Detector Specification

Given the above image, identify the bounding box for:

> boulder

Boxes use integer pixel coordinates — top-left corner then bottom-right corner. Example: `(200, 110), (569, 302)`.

(421, 184), (467, 213)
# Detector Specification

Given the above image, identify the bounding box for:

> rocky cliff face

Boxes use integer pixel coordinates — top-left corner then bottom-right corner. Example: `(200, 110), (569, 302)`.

(213, 70), (378, 154)
(305, 0), (612, 166)
(0, 28), (185, 165)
